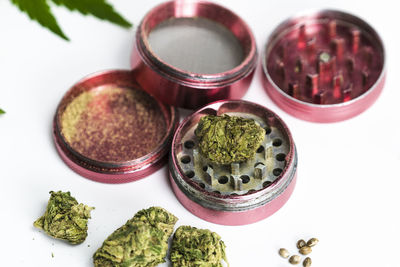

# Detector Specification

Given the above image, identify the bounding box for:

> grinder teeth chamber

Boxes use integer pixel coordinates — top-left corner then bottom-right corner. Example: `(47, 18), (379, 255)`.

(177, 116), (288, 195)
(262, 10), (386, 122)
(169, 100), (298, 225)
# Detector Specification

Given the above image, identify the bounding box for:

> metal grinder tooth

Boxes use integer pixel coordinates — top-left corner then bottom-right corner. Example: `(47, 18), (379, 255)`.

(343, 84), (353, 102)
(306, 37), (317, 57)
(276, 60), (286, 82)
(346, 57), (355, 73)
(362, 46), (373, 67)
(298, 24), (307, 49)
(314, 90), (327, 104)
(333, 75), (343, 98)
(362, 70), (369, 88)
(192, 148), (200, 168)
(328, 19), (337, 39)
(295, 57), (304, 73)
(229, 163), (242, 190)
(351, 29), (361, 53)
(317, 52), (336, 87)
(278, 41), (287, 60)
(288, 82), (300, 98)
(230, 174), (243, 191)
(203, 165), (215, 186)
(263, 10), (385, 122)
(305, 73), (319, 98)
(230, 163), (240, 175)
(331, 37), (345, 60)
(254, 163), (266, 179)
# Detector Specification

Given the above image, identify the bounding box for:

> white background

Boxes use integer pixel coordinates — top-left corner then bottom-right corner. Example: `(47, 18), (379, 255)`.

(1, 0), (399, 266)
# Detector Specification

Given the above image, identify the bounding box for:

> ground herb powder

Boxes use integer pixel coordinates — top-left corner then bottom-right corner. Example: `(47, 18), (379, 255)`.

(60, 86), (166, 163)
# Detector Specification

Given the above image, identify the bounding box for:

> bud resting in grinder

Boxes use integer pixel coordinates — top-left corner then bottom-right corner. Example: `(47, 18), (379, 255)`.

(195, 115), (265, 165)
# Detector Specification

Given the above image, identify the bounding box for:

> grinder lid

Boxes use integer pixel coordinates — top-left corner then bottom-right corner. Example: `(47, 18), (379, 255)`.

(131, 0), (258, 109)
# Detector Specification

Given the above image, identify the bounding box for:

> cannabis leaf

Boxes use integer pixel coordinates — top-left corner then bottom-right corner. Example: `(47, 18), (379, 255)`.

(52, 0), (132, 28)
(0, 109), (5, 115)
(12, 0), (69, 40)
(11, 0), (132, 41)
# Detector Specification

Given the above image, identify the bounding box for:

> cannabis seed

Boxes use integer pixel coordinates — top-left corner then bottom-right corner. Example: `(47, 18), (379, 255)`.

(289, 255), (301, 265)
(299, 246), (312, 255)
(279, 248), (290, 258)
(306, 238), (319, 247)
(303, 257), (312, 267)
(296, 239), (306, 249)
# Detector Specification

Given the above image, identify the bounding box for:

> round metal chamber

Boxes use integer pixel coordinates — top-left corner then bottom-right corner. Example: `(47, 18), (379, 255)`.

(53, 70), (178, 183)
(262, 10), (386, 122)
(131, 0), (258, 109)
(169, 100), (298, 225)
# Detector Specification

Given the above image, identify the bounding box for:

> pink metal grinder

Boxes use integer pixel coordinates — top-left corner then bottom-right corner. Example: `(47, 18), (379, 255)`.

(131, 0), (258, 109)
(53, 70), (178, 183)
(169, 100), (298, 225)
(262, 10), (386, 122)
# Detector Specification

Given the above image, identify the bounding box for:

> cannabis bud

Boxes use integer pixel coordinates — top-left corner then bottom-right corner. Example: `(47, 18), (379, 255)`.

(170, 226), (229, 267)
(93, 207), (178, 267)
(195, 115), (265, 165)
(34, 191), (94, 244)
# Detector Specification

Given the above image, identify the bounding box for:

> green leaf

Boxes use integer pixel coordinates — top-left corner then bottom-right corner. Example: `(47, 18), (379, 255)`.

(11, 0), (69, 40)
(11, 0), (131, 41)
(0, 109), (5, 115)
(51, 0), (132, 28)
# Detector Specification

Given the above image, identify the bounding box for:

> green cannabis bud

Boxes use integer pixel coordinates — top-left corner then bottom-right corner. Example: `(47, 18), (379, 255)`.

(34, 191), (94, 244)
(170, 226), (229, 267)
(93, 207), (178, 267)
(195, 115), (265, 165)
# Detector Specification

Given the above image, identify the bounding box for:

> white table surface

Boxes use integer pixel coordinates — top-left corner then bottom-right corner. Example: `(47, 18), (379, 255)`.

(1, 0), (399, 266)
